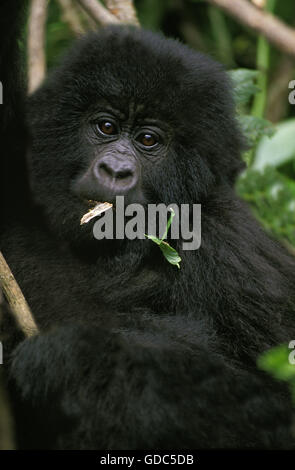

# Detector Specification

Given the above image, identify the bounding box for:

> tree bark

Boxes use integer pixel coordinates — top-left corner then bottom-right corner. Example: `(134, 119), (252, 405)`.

(57, 0), (85, 36)
(76, 0), (120, 25)
(28, 0), (48, 93)
(105, 0), (139, 25)
(0, 252), (38, 338)
(0, 294), (15, 450)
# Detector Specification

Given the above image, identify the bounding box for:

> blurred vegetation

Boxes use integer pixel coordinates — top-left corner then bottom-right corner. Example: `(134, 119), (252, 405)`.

(258, 343), (295, 405)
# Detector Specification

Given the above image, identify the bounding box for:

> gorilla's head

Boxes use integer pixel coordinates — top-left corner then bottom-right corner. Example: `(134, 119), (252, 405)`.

(27, 26), (245, 247)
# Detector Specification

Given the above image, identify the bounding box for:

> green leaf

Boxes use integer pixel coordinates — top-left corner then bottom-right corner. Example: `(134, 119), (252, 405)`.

(238, 115), (275, 148)
(145, 235), (182, 268)
(145, 209), (181, 268)
(161, 207), (176, 241)
(237, 167), (295, 247)
(229, 69), (260, 106)
(258, 344), (295, 405)
(145, 234), (162, 246)
(229, 69), (275, 165)
(159, 241), (181, 269)
(253, 119), (295, 171)
(258, 345), (295, 382)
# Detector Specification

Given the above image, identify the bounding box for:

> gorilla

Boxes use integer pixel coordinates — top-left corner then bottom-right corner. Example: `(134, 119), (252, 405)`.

(1, 0), (295, 450)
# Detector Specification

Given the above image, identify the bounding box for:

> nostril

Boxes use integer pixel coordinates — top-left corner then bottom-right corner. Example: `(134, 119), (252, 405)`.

(116, 170), (133, 180)
(99, 162), (114, 178)
(94, 158), (137, 190)
(99, 162), (133, 181)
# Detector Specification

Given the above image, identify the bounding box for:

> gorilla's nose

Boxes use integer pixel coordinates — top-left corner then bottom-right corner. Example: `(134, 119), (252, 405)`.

(93, 155), (138, 193)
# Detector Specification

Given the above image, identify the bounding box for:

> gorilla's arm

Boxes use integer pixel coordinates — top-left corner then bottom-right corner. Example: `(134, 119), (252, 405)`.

(8, 321), (294, 449)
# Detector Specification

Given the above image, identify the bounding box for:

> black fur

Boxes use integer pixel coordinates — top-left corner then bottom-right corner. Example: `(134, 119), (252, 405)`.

(1, 1), (295, 449)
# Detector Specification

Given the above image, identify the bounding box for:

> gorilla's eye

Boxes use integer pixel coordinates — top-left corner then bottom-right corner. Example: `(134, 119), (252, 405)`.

(137, 133), (158, 148)
(97, 120), (117, 136)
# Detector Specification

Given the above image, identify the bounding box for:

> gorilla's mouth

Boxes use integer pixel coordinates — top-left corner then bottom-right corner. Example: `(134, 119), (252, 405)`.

(80, 200), (113, 225)
(87, 199), (100, 208)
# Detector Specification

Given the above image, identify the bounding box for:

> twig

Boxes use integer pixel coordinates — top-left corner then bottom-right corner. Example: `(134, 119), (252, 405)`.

(266, 18), (295, 122)
(0, 287), (15, 451)
(0, 252), (38, 338)
(76, 0), (120, 25)
(206, 0), (295, 58)
(57, 0), (85, 36)
(75, 3), (98, 31)
(266, 55), (294, 122)
(251, 0), (277, 119)
(251, 0), (266, 8)
(0, 370), (15, 450)
(28, 0), (48, 94)
(105, 0), (139, 25)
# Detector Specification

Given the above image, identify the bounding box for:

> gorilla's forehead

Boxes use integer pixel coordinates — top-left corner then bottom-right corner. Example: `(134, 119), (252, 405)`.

(86, 97), (172, 133)
(55, 26), (228, 121)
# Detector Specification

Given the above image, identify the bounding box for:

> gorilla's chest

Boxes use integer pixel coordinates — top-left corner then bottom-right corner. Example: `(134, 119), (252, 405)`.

(2, 222), (164, 330)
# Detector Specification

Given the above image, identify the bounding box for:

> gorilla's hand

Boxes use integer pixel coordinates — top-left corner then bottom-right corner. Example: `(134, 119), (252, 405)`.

(8, 323), (294, 449)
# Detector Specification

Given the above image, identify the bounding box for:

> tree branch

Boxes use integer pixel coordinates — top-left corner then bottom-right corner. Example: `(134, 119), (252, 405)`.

(0, 296), (15, 449)
(206, 0), (295, 58)
(0, 252), (38, 338)
(266, 55), (295, 122)
(0, 371), (15, 450)
(105, 0), (139, 25)
(76, 0), (120, 25)
(57, 0), (86, 36)
(28, 0), (48, 94)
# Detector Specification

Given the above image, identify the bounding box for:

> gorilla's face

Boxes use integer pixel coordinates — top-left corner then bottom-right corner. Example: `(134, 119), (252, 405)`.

(27, 26), (244, 248)
(71, 100), (172, 208)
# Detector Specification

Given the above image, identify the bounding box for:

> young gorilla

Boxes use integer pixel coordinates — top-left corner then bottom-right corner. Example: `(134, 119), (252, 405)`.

(1, 1), (295, 449)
